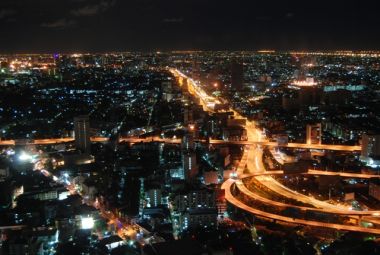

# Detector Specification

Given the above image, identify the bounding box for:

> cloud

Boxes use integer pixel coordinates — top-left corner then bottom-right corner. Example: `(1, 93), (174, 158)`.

(41, 18), (76, 29)
(0, 9), (16, 20)
(285, 13), (295, 19)
(71, 0), (117, 16)
(163, 18), (184, 23)
(39, 0), (117, 29)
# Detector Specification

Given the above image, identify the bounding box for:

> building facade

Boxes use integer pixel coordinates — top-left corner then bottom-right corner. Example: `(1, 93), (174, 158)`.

(74, 115), (91, 153)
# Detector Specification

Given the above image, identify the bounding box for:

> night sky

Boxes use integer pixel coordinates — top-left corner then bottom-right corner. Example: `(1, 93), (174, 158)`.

(1, 0), (380, 52)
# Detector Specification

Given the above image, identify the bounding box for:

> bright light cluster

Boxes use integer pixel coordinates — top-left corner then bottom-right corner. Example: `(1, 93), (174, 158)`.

(18, 152), (33, 161)
(81, 217), (95, 229)
(293, 79), (318, 87)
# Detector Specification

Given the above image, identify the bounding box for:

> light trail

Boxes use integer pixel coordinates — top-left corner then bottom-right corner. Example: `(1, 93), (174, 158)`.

(222, 179), (380, 235)
(170, 68), (379, 234)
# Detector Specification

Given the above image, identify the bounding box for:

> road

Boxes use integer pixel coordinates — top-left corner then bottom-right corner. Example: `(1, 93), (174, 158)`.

(222, 179), (380, 235)
(170, 68), (380, 234)
(33, 157), (160, 245)
(239, 170), (380, 179)
(1, 67), (373, 234)
(235, 178), (380, 216)
(0, 136), (361, 151)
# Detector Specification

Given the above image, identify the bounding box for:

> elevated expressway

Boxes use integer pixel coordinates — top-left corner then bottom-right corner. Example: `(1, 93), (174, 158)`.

(170, 68), (380, 234)
(241, 170), (380, 179)
(221, 131), (380, 233)
(222, 179), (380, 234)
(1, 68), (376, 233)
(222, 145), (380, 234)
(0, 138), (361, 153)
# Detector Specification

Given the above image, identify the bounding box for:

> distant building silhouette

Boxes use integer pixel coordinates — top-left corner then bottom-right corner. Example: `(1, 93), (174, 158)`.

(184, 106), (193, 125)
(362, 134), (380, 158)
(74, 115), (91, 153)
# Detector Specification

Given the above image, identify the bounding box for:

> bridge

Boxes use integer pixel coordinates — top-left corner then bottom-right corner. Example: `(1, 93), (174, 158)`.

(1, 67), (373, 234)
(171, 68), (380, 235)
(240, 169), (380, 179)
(222, 179), (380, 235)
(0, 136), (361, 152)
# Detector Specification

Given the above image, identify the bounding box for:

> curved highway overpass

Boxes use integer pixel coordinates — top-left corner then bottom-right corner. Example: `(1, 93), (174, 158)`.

(222, 179), (380, 235)
(170, 68), (380, 234)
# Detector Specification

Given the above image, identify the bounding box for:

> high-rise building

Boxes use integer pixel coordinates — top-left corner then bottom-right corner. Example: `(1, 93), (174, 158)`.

(288, 77), (321, 110)
(145, 188), (162, 207)
(184, 106), (193, 125)
(0, 159), (10, 181)
(361, 134), (380, 167)
(174, 188), (217, 231)
(369, 180), (380, 201)
(174, 189), (216, 212)
(180, 208), (218, 230)
(181, 134), (195, 151)
(162, 81), (175, 102)
(306, 123), (322, 145)
(181, 77), (188, 91)
(231, 60), (244, 91)
(192, 60), (201, 81)
(74, 115), (91, 153)
(182, 152), (198, 181)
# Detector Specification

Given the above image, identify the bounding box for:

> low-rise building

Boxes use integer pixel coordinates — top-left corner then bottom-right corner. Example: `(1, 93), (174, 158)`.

(180, 208), (218, 230)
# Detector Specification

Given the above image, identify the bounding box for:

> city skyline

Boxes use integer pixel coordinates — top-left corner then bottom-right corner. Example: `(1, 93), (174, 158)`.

(1, 49), (380, 255)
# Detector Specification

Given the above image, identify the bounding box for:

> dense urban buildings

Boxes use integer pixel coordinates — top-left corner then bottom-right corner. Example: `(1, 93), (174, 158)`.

(2, 0), (380, 253)
(0, 51), (380, 255)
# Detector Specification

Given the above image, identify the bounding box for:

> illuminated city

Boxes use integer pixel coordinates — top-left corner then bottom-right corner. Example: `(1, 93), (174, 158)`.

(1, 1), (380, 255)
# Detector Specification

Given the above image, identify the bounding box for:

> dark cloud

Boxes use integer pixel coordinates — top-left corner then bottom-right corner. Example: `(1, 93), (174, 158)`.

(163, 18), (184, 23)
(0, 8), (16, 19)
(71, 0), (117, 16)
(41, 18), (76, 29)
(285, 13), (294, 19)
(0, 0), (380, 52)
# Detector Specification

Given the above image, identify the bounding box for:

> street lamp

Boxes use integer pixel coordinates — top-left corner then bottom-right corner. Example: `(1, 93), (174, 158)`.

(18, 152), (33, 162)
(81, 217), (95, 229)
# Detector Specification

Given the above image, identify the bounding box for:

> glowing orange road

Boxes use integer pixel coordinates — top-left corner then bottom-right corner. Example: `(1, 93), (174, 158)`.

(236, 177), (380, 216)
(0, 136), (361, 151)
(308, 169), (380, 179)
(0, 68), (367, 234)
(222, 179), (380, 234)
(209, 140), (361, 151)
(171, 68), (378, 234)
(240, 170), (380, 179)
(0, 137), (106, 145)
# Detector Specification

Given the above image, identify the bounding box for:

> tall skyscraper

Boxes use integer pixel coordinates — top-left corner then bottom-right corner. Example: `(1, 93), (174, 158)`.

(184, 106), (193, 125)
(74, 115), (91, 153)
(192, 60), (201, 81)
(306, 123), (322, 145)
(181, 134), (195, 151)
(231, 60), (244, 91)
(182, 152), (198, 181)
(361, 134), (380, 159)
